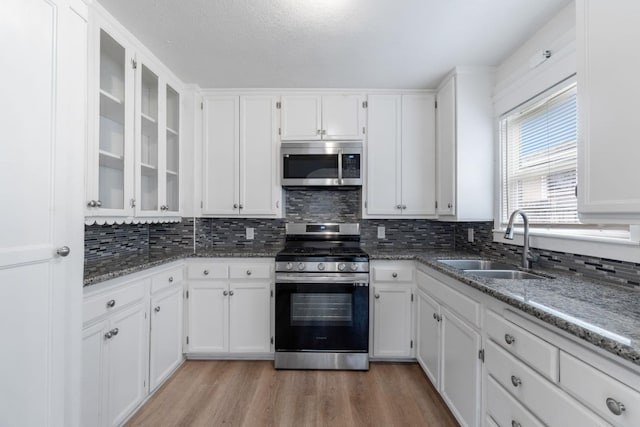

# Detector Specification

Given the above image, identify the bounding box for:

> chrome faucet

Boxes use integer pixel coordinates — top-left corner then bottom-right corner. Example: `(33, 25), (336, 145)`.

(504, 210), (536, 269)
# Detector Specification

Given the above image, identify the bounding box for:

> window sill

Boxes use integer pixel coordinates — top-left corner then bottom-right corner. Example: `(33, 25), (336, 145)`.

(492, 228), (640, 263)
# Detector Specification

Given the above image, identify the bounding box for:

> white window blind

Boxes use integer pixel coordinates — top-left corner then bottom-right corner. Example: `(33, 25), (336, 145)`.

(501, 83), (578, 225)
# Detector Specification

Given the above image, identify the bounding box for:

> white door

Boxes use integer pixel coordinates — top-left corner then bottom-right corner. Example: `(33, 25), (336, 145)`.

(401, 94), (437, 216)
(440, 307), (481, 427)
(322, 95), (363, 140)
(229, 281), (271, 353)
(150, 286), (183, 391)
(0, 1), (85, 426)
(81, 322), (107, 427)
(366, 95), (402, 216)
(417, 289), (441, 388)
(240, 96), (279, 216)
(280, 95), (322, 140)
(202, 96), (240, 215)
(436, 77), (456, 216)
(107, 301), (149, 427)
(187, 282), (229, 353)
(372, 284), (413, 358)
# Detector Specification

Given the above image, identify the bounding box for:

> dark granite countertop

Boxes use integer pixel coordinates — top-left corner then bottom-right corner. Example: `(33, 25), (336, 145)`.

(368, 248), (640, 367)
(84, 246), (640, 367)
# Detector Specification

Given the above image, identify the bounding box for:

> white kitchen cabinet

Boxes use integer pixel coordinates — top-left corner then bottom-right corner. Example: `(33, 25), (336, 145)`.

(577, 1), (640, 223)
(366, 93), (436, 218)
(280, 94), (364, 140)
(370, 262), (415, 358)
(149, 285), (184, 391)
(435, 68), (494, 221)
(186, 260), (273, 355)
(86, 5), (182, 222)
(202, 95), (280, 217)
(417, 289), (441, 387)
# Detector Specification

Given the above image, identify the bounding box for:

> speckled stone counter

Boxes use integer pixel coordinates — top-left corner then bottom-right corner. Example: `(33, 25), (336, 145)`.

(368, 248), (640, 367)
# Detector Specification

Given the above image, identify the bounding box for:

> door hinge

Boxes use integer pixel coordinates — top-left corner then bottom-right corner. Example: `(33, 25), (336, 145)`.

(411, 293), (414, 302)
(435, 100), (438, 109)
(278, 128), (281, 136)
(362, 126), (366, 135)
(410, 340), (413, 349)
(364, 201), (367, 209)
(435, 201), (438, 209)
(186, 290), (189, 299)
(270, 290), (273, 298)
(574, 185), (578, 198)
(143, 380), (146, 388)
(186, 336), (189, 344)
(201, 102), (204, 110)
(276, 101), (281, 109)
(145, 312), (147, 319)
(362, 101), (368, 108)
(200, 200), (204, 209)
(130, 198), (136, 208)
(131, 58), (137, 69)
(478, 349), (485, 363)
(270, 336), (274, 345)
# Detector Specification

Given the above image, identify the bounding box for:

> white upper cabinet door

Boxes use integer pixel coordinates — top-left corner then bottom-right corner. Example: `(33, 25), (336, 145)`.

(187, 282), (229, 353)
(149, 286), (183, 391)
(436, 77), (456, 216)
(578, 0), (640, 222)
(1, 0), (85, 425)
(366, 95), (402, 215)
(228, 281), (271, 353)
(240, 96), (280, 216)
(164, 84), (180, 214)
(280, 95), (322, 140)
(322, 95), (364, 140)
(372, 284), (413, 358)
(202, 96), (240, 216)
(416, 288), (441, 388)
(401, 94), (437, 216)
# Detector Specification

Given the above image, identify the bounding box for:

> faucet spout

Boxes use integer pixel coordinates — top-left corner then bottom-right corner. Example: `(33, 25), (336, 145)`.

(504, 210), (533, 269)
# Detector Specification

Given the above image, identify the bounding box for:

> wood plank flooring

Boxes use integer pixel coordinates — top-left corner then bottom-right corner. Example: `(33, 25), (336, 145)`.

(126, 361), (459, 427)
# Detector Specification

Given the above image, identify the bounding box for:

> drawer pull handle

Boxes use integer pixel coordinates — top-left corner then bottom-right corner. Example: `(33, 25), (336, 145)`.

(168, 276), (174, 282)
(511, 421), (521, 427)
(511, 375), (522, 387)
(203, 270), (209, 276)
(392, 272), (398, 278)
(154, 306), (161, 313)
(106, 299), (116, 308)
(505, 334), (516, 345)
(606, 398), (626, 416)
(246, 270), (252, 276)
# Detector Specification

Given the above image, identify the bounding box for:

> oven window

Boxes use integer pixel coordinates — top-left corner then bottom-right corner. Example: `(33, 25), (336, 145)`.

(291, 293), (353, 326)
(283, 154), (338, 179)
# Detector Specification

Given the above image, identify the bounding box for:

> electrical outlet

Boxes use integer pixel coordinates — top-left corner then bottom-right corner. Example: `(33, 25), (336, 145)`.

(377, 226), (385, 239)
(467, 228), (474, 243)
(246, 227), (254, 240)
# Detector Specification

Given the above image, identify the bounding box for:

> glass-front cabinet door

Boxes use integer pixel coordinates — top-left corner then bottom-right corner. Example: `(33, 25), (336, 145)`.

(165, 85), (180, 214)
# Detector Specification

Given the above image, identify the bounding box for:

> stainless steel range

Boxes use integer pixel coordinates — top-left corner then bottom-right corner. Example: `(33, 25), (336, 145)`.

(274, 223), (369, 370)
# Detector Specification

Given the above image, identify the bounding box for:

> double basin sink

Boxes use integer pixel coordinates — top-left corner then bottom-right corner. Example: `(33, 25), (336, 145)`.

(438, 259), (548, 280)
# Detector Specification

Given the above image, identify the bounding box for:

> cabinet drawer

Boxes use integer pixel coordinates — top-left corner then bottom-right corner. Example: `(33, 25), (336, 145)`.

(487, 375), (544, 427)
(485, 340), (608, 427)
(187, 263), (228, 280)
(417, 271), (480, 328)
(229, 263), (272, 280)
(560, 351), (640, 427)
(372, 266), (413, 282)
(83, 280), (145, 325)
(486, 310), (558, 381)
(151, 266), (184, 294)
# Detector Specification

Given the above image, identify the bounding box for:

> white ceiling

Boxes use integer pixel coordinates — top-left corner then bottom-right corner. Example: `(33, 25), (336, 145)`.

(97, 0), (572, 89)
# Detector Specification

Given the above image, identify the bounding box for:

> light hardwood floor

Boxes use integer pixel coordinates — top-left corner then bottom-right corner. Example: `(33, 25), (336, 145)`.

(126, 361), (459, 427)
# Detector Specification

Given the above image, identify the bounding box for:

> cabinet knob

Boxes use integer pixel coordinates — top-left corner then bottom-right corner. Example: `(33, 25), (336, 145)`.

(402, 205), (407, 210)
(229, 290), (234, 296)
(396, 204), (402, 209)
(239, 204), (244, 209)
(56, 246), (71, 257)
(504, 334), (516, 345)
(87, 200), (97, 208)
(203, 269), (209, 276)
(233, 203), (239, 209)
(96, 200), (102, 207)
(511, 421), (522, 427)
(317, 129), (321, 135)
(246, 270), (252, 276)
(392, 272), (398, 278)
(111, 328), (119, 336)
(168, 276), (174, 283)
(374, 293), (380, 299)
(104, 331), (113, 340)
(510, 375), (522, 388)
(447, 203), (452, 209)
(437, 314), (441, 322)
(106, 299), (116, 308)
(433, 313), (437, 320)
(606, 398), (626, 416)
(223, 290), (229, 296)
(154, 306), (161, 313)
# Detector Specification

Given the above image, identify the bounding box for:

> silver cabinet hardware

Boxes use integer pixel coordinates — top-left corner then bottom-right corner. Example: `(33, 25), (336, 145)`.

(87, 200), (97, 207)
(447, 203), (452, 208)
(317, 129), (321, 135)
(374, 293), (380, 299)
(106, 299), (116, 308)
(511, 375), (522, 387)
(130, 198), (136, 208)
(111, 328), (118, 336)
(96, 200), (102, 207)
(229, 290), (234, 296)
(154, 306), (161, 313)
(246, 270), (252, 276)
(396, 204), (402, 209)
(56, 246), (70, 257)
(402, 205), (407, 210)
(203, 269), (209, 276)
(392, 272), (398, 278)
(321, 129), (326, 135)
(233, 203), (238, 209)
(511, 421), (522, 427)
(168, 276), (173, 282)
(505, 334), (516, 345)
(160, 205), (169, 211)
(104, 331), (113, 340)
(437, 314), (442, 322)
(239, 204), (244, 209)
(433, 313), (437, 320)
(223, 290), (229, 296)
(606, 398), (626, 416)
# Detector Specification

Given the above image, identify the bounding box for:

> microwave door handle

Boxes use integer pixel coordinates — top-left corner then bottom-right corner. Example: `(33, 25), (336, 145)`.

(338, 148), (343, 185)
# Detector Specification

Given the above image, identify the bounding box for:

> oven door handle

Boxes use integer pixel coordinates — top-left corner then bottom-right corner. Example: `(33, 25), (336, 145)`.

(276, 274), (369, 284)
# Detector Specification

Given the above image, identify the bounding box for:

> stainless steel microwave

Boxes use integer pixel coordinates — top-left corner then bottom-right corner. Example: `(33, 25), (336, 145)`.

(281, 141), (362, 186)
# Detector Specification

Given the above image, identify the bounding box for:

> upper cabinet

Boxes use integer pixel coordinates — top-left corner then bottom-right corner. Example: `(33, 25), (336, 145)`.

(201, 95), (281, 217)
(85, 6), (182, 223)
(280, 94), (365, 140)
(366, 93), (436, 218)
(577, 0), (640, 223)
(435, 68), (494, 221)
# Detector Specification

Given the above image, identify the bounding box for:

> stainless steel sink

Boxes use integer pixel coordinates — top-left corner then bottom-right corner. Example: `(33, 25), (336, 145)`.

(463, 270), (547, 280)
(438, 259), (516, 270)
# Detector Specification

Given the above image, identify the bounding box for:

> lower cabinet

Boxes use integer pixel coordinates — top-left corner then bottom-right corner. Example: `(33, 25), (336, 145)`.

(149, 284), (184, 391)
(186, 259), (273, 355)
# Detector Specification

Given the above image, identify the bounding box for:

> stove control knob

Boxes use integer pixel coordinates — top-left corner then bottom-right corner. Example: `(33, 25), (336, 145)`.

(317, 263), (326, 271)
(286, 262), (293, 271)
(297, 263), (306, 271)
(350, 263), (359, 271)
(338, 263), (346, 271)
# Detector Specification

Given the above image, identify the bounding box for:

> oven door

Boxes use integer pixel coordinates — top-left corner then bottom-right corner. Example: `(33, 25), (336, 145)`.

(275, 273), (369, 352)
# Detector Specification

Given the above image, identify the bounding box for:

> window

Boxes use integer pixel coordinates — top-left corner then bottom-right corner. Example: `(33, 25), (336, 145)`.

(500, 83), (578, 225)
